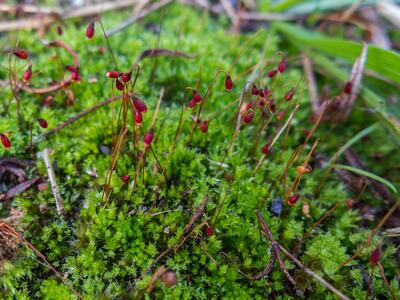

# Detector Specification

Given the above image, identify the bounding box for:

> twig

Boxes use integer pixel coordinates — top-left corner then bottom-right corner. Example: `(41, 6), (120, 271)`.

(40, 149), (64, 215)
(256, 211), (350, 300)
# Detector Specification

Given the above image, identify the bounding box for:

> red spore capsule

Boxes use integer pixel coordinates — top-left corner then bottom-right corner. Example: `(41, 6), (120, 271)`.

(23, 65), (32, 82)
(133, 99), (147, 113)
(370, 243), (382, 266)
(277, 58), (287, 73)
(66, 65), (79, 73)
(106, 70), (119, 78)
(71, 71), (80, 82)
(0, 134), (11, 149)
(206, 226), (214, 237)
(200, 120), (208, 133)
(343, 81), (352, 94)
(116, 79), (124, 91)
(193, 90), (202, 103)
(143, 129), (154, 147)
(288, 194), (299, 206)
(252, 84), (259, 96)
(56, 25), (63, 36)
(121, 175), (130, 183)
(86, 21), (95, 39)
(284, 89), (295, 101)
(268, 69), (277, 78)
(243, 110), (254, 124)
(13, 49), (29, 59)
(258, 88), (269, 98)
(261, 144), (270, 155)
(225, 75), (233, 91)
(121, 71), (132, 83)
(277, 110), (285, 120)
(134, 111), (142, 125)
(188, 99), (196, 109)
(37, 118), (48, 129)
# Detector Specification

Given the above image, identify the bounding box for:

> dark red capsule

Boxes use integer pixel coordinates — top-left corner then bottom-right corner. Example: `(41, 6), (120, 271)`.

(343, 81), (352, 94)
(243, 110), (254, 124)
(71, 71), (80, 82)
(56, 25), (63, 36)
(288, 194), (299, 206)
(370, 243), (382, 266)
(106, 70), (119, 79)
(277, 110), (285, 120)
(206, 226), (214, 237)
(225, 75), (233, 91)
(268, 69), (277, 78)
(143, 129), (154, 147)
(121, 175), (130, 183)
(37, 118), (48, 129)
(65, 65), (79, 73)
(134, 111), (142, 125)
(121, 71), (132, 83)
(188, 99), (196, 109)
(268, 102), (276, 113)
(258, 88), (269, 98)
(284, 89), (295, 101)
(252, 84), (259, 96)
(193, 90), (202, 103)
(86, 21), (95, 39)
(0, 134), (11, 149)
(277, 58), (287, 73)
(13, 49), (29, 60)
(23, 65), (32, 82)
(200, 121), (208, 133)
(116, 79), (124, 91)
(133, 99), (147, 113)
(261, 144), (270, 155)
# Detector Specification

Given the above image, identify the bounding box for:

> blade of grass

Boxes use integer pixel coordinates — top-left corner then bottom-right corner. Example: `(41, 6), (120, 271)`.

(334, 164), (397, 193)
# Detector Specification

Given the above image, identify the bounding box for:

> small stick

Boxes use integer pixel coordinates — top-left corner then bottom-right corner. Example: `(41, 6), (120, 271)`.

(256, 211), (350, 300)
(40, 148), (64, 215)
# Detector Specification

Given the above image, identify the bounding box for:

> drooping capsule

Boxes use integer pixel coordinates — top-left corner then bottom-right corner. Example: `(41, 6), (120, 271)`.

(106, 70), (119, 78)
(243, 110), (254, 124)
(193, 90), (202, 103)
(206, 225), (214, 236)
(252, 84), (259, 96)
(288, 194), (299, 206)
(343, 81), (353, 94)
(261, 143), (270, 155)
(133, 98), (147, 113)
(284, 89), (295, 101)
(121, 175), (130, 183)
(0, 133), (11, 149)
(370, 243), (382, 266)
(188, 99), (196, 109)
(115, 79), (124, 91)
(23, 65), (32, 82)
(13, 49), (29, 59)
(143, 128), (154, 147)
(200, 120), (208, 133)
(296, 164), (312, 175)
(134, 111), (142, 125)
(268, 69), (277, 78)
(121, 71), (132, 83)
(86, 21), (95, 39)
(225, 75), (233, 91)
(277, 58), (287, 73)
(37, 118), (48, 129)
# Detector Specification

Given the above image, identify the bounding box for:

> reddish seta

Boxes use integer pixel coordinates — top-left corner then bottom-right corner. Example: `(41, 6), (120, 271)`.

(0, 134), (11, 149)
(121, 175), (130, 183)
(288, 194), (299, 206)
(86, 21), (95, 39)
(106, 70), (120, 79)
(369, 243), (382, 266)
(200, 120), (208, 133)
(115, 79), (124, 91)
(13, 49), (29, 59)
(133, 99), (147, 113)
(284, 89), (295, 101)
(268, 69), (277, 78)
(143, 129), (154, 147)
(134, 111), (142, 125)
(277, 57), (287, 73)
(225, 75), (233, 91)
(37, 118), (48, 129)
(343, 81), (352, 94)
(23, 65), (32, 82)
